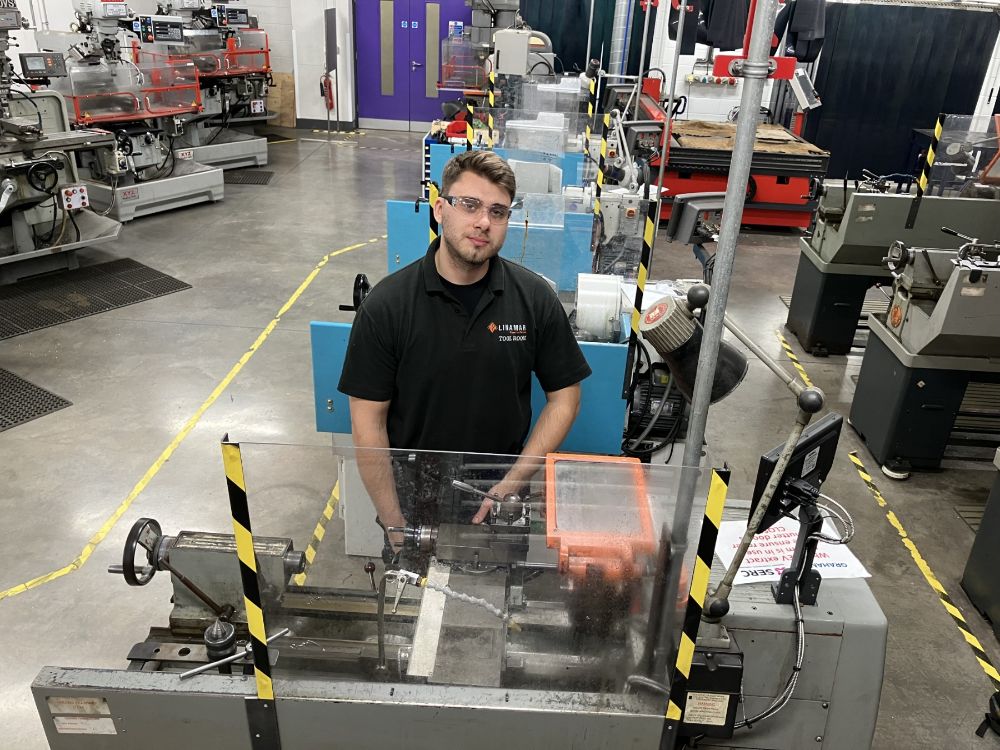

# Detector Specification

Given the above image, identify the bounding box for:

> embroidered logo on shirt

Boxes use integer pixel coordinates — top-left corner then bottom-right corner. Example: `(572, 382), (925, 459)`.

(487, 321), (527, 342)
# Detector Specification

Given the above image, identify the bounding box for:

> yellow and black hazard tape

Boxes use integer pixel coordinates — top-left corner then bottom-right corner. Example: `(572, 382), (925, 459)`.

(293, 482), (341, 587)
(594, 113), (611, 219)
(222, 439), (276, 703)
(776, 330), (813, 387)
(466, 102), (474, 151)
(427, 181), (440, 244)
(663, 470), (730, 736)
(422, 140), (432, 199)
(848, 451), (1000, 693)
(584, 77), (597, 152)
(487, 72), (496, 148)
(906, 113), (945, 229)
(623, 199), (657, 394)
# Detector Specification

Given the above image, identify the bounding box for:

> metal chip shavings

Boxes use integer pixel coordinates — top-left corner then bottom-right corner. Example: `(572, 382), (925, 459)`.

(0, 369), (72, 431)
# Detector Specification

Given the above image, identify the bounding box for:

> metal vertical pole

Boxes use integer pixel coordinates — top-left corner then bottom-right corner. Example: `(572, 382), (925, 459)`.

(653, 0), (689, 221)
(586, 0), (597, 66)
(652, 0), (780, 682)
(634, 0), (654, 120)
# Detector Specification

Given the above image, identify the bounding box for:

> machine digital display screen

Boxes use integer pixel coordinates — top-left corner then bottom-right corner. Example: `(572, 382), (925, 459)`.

(19, 53), (68, 77)
(214, 4), (250, 26)
(0, 9), (21, 29)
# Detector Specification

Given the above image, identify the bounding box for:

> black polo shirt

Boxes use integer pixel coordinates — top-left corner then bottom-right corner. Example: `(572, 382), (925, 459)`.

(338, 240), (592, 454)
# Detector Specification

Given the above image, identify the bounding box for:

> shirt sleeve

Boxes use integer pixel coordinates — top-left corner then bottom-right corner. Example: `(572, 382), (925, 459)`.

(337, 303), (397, 402)
(534, 291), (592, 393)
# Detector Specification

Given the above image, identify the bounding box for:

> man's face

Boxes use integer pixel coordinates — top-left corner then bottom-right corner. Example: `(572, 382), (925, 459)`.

(433, 171), (512, 270)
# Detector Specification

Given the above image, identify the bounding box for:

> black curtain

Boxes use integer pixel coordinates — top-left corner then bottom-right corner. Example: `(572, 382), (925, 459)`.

(803, 4), (998, 179)
(520, 0), (657, 75)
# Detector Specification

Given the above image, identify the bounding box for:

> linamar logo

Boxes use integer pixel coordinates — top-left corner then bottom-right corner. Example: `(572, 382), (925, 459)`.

(488, 322), (497, 333)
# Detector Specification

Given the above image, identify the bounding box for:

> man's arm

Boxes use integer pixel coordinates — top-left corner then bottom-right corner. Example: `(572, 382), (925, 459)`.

(349, 396), (406, 549)
(471, 383), (581, 523)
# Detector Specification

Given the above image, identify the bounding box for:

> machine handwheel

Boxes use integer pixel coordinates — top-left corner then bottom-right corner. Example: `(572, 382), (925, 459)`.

(122, 517), (162, 586)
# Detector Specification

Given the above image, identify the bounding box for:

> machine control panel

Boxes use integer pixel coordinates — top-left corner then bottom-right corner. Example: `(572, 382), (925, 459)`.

(135, 15), (185, 44)
(0, 9), (21, 29)
(19, 53), (68, 78)
(59, 185), (90, 211)
(212, 4), (250, 27)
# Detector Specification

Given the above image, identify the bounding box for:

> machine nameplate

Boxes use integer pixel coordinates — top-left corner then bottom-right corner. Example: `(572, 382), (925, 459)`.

(683, 691), (730, 726)
(961, 286), (986, 297)
(53, 716), (117, 735)
(802, 445), (819, 476)
(176, 149), (194, 160)
(121, 187), (140, 201)
(47, 696), (110, 715)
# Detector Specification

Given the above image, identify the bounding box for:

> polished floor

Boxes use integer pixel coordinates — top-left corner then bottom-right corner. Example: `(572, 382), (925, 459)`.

(1, 129), (998, 749)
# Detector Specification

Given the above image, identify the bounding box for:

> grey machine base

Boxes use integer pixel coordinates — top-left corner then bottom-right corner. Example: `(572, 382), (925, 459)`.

(786, 242), (891, 356)
(32, 503), (886, 750)
(182, 129), (269, 170)
(850, 318), (1000, 471)
(962, 452), (1000, 641)
(0, 210), (123, 284)
(87, 160), (224, 222)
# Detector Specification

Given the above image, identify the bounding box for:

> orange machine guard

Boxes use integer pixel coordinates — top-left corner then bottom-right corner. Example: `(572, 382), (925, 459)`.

(545, 453), (657, 581)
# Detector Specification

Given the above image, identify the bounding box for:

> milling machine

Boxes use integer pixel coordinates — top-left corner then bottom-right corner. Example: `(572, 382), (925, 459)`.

(0, 3), (122, 283)
(146, 0), (272, 170)
(34, 1), (224, 222)
(32, 441), (886, 750)
(851, 227), (1000, 478)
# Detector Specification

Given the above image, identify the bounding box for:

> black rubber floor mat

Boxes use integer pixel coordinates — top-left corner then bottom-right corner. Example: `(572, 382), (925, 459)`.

(0, 258), (190, 339)
(0, 368), (72, 431)
(224, 169), (274, 185)
(262, 132), (295, 143)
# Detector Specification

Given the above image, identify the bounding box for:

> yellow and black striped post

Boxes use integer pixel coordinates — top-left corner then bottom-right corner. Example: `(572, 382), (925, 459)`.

(221, 436), (281, 747)
(593, 113), (611, 220)
(660, 469), (730, 743)
(422, 139), (432, 200)
(584, 76), (597, 153)
(428, 181), (440, 244)
(466, 101), (474, 151)
(487, 72), (496, 148)
(622, 197), (657, 396)
(906, 113), (946, 229)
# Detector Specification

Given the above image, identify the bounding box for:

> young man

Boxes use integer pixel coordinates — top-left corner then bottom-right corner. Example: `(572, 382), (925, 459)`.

(338, 151), (591, 552)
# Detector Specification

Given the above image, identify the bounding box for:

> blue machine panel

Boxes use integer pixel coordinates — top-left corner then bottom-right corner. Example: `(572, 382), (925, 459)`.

(311, 321), (354, 434)
(426, 142), (586, 189)
(386, 200), (594, 291)
(311, 320), (626, 454)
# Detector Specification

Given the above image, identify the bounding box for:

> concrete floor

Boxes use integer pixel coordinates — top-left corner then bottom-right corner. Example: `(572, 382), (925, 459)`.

(1, 129), (999, 749)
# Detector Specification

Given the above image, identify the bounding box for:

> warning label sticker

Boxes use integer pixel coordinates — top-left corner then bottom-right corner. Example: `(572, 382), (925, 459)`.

(53, 716), (117, 735)
(47, 696), (110, 716)
(684, 692), (730, 726)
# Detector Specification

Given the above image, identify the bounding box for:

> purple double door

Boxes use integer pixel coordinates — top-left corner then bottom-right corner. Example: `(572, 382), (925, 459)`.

(356, 0), (472, 129)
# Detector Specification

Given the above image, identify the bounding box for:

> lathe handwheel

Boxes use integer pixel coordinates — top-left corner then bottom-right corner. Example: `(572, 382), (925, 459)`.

(122, 517), (162, 587)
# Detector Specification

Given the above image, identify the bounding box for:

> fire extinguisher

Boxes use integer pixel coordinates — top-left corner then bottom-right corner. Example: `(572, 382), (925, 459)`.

(320, 73), (335, 112)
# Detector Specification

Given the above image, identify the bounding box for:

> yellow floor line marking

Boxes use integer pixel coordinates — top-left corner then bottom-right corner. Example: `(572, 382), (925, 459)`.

(775, 330), (813, 387)
(766, 344), (1000, 694)
(0, 238), (379, 603)
(848, 451), (1000, 693)
(293, 482), (341, 587)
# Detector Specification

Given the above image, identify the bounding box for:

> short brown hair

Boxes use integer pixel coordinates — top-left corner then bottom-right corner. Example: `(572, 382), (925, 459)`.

(440, 151), (516, 202)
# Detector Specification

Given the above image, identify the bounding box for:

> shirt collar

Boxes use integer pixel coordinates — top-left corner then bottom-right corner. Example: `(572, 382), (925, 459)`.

(422, 237), (506, 295)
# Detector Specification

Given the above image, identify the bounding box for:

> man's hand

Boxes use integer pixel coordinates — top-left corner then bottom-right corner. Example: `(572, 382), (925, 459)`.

(471, 480), (520, 524)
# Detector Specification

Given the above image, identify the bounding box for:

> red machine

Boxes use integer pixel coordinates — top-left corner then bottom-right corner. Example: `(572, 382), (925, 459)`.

(620, 79), (827, 229)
